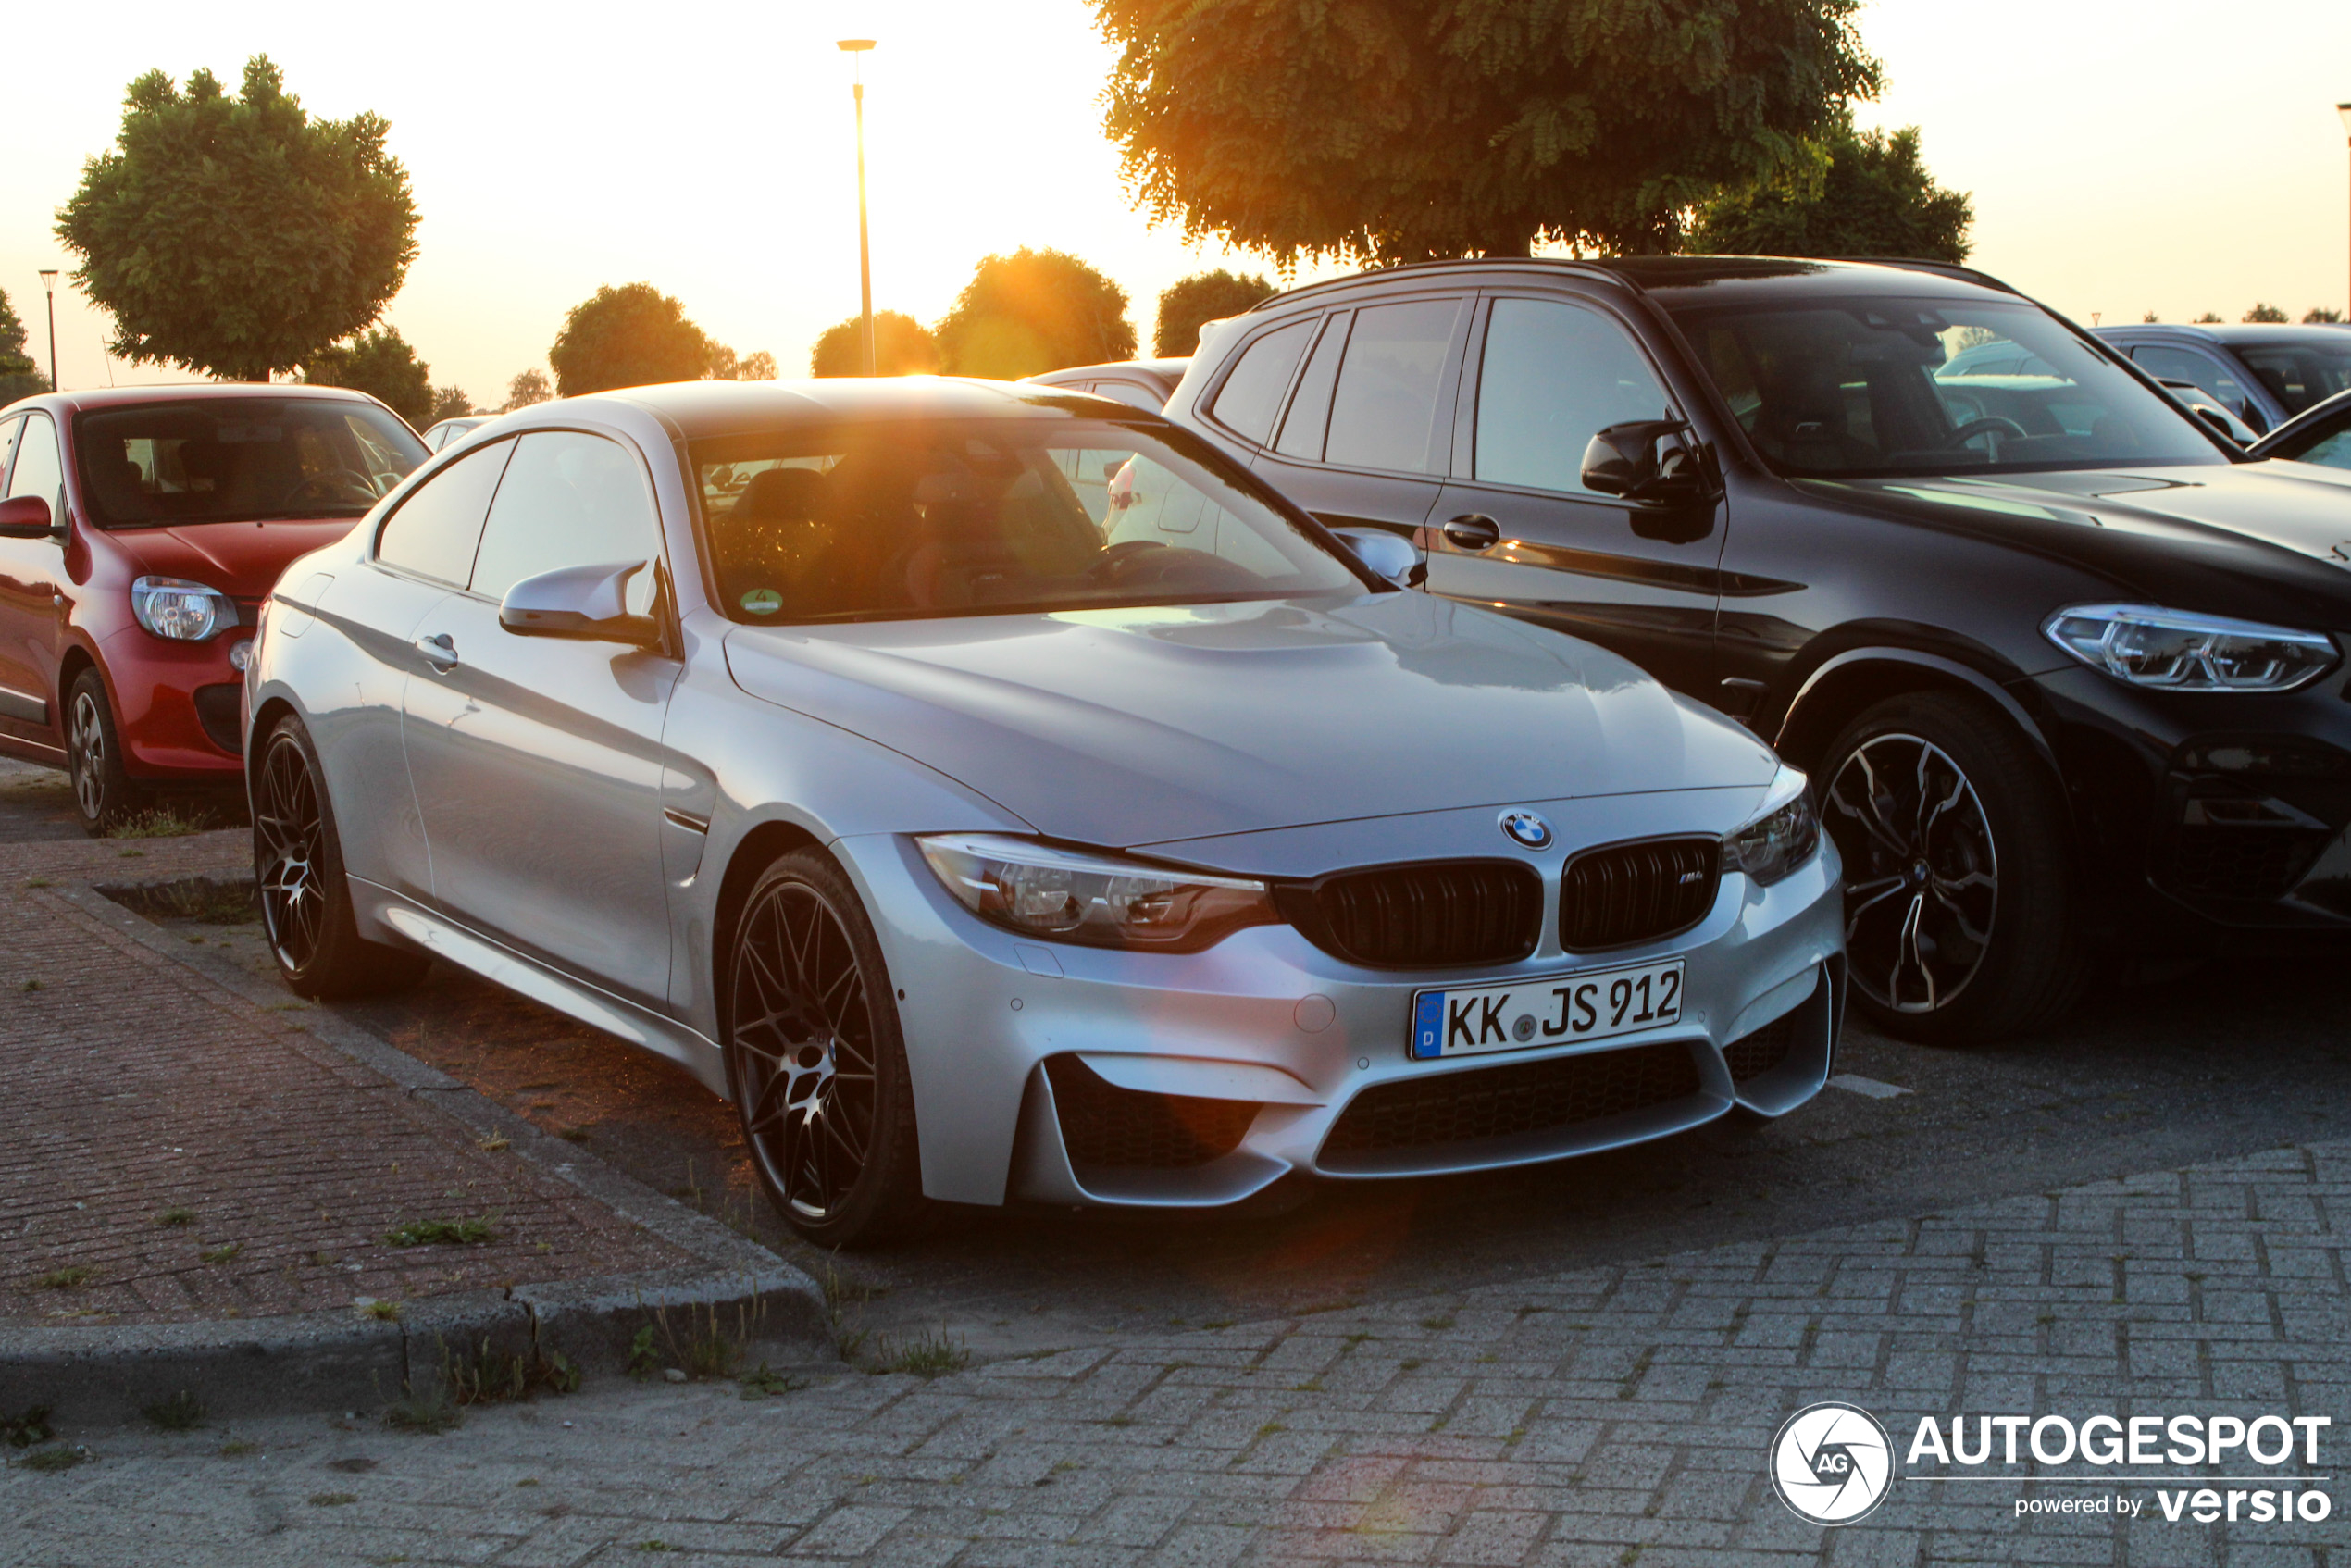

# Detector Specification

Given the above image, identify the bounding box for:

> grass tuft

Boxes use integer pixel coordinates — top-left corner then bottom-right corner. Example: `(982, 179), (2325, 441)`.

(141, 1390), (206, 1432)
(32, 1266), (92, 1290)
(19, 1446), (88, 1473)
(442, 1335), (580, 1406)
(200, 1242), (242, 1266)
(869, 1329), (969, 1378)
(106, 804), (217, 840)
(383, 1385), (462, 1435)
(383, 1216), (497, 1248)
(2, 1405), (56, 1449)
(357, 1299), (402, 1322)
(155, 1206), (195, 1227)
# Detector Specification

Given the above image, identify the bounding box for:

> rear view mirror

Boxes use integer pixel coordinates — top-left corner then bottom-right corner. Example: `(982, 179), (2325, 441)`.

(1581, 420), (1710, 502)
(0, 495), (56, 540)
(1329, 526), (1425, 587)
(500, 560), (661, 645)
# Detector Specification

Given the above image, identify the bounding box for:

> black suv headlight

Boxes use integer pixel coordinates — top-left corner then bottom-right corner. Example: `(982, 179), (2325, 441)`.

(2044, 604), (2338, 692)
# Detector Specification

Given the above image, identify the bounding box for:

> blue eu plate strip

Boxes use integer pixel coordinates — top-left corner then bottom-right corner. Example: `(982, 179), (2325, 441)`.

(1412, 992), (1446, 1059)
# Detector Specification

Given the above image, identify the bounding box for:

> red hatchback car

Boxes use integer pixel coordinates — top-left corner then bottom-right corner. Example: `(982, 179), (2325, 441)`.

(0, 385), (429, 831)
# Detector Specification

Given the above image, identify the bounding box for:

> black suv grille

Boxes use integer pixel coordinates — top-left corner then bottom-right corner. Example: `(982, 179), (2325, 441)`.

(2167, 826), (2326, 902)
(1045, 1056), (1258, 1171)
(1281, 861), (1542, 969)
(1320, 1041), (1700, 1162)
(1723, 1010), (1799, 1084)
(1561, 838), (1720, 950)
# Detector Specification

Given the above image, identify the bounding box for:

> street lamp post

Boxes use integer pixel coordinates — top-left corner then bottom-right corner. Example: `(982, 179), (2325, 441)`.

(838, 39), (878, 377)
(2339, 104), (2351, 321)
(37, 269), (58, 392)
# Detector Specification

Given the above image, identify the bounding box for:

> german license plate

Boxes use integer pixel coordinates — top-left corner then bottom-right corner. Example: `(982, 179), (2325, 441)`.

(1410, 959), (1686, 1060)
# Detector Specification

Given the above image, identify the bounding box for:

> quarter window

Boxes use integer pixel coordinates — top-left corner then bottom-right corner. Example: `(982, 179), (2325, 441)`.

(468, 431), (663, 611)
(1208, 320), (1312, 444)
(4, 413), (66, 520)
(1274, 313), (1350, 460)
(1474, 299), (1673, 493)
(1323, 299), (1463, 474)
(375, 439), (514, 586)
(2131, 345), (2257, 420)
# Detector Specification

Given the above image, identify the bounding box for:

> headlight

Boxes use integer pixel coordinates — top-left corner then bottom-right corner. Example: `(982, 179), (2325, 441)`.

(131, 576), (237, 641)
(2043, 604), (2338, 692)
(916, 833), (1279, 952)
(1723, 768), (1820, 887)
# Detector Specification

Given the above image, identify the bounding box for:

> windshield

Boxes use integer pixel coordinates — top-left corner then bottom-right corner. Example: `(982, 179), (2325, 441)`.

(1666, 297), (2224, 477)
(691, 417), (1368, 625)
(74, 397), (429, 527)
(2232, 336), (2351, 417)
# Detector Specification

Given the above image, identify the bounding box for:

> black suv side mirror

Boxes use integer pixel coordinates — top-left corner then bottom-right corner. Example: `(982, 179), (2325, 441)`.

(1580, 420), (1710, 502)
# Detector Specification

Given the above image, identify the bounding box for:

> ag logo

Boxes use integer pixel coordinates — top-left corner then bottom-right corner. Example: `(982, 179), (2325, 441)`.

(1498, 809), (1553, 851)
(1769, 1402), (1893, 1525)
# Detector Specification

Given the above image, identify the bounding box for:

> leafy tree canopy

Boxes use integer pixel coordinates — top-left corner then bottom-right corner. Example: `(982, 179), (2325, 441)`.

(2307, 307), (2347, 323)
(1093, 0), (1880, 263)
(504, 368), (552, 409)
(1155, 270), (1272, 356)
(812, 310), (941, 377)
(549, 282), (736, 396)
(937, 250), (1136, 379)
(2244, 303), (2290, 323)
(306, 326), (432, 427)
(2194, 312), (2225, 324)
(1686, 118), (1971, 261)
(427, 386), (473, 423)
(0, 288), (35, 379)
(737, 350), (778, 380)
(56, 56), (417, 381)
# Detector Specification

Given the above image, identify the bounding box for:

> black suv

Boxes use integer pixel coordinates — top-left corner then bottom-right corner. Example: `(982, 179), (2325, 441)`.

(1163, 256), (2351, 1042)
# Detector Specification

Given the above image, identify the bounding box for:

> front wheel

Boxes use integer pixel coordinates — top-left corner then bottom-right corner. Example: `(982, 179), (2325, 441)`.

(1818, 691), (2083, 1044)
(65, 669), (149, 836)
(726, 849), (929, 1249)
(252, 715), (429, 999)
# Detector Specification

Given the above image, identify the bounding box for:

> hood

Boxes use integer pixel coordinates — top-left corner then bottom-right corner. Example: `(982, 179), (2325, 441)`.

(723, 592), (1778, 847)
(110, 520), (361, 600)
(1812, 463), (2351, 627)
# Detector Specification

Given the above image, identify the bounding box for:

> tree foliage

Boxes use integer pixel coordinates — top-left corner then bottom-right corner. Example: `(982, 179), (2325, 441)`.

(504, 368), (552, 409)
(811, 310), (942, 377)
(306, 326), (433, 427)
(2243, 303), (2290, 323)
(549, 282), (738, 396)
(0, 288), (45, 404)
(1686, 118), (1971, 261)
(427, 386), (473, 423)
(56, 56), (417, 381)
(936, 250), (1136, 379)
(1093, 0), (1880, 262)
(2306, 307), (2347, 324)
(1155, 270), (1272, 355)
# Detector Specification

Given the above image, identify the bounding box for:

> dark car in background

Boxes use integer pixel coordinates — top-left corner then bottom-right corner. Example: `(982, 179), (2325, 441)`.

(2249, 387), (2351, 471)
(0, 384), (427, 830)
(2091, 322), (2351, 438)
(1023, 358), (1188, 411)
(1163, 255), (2351, 1043)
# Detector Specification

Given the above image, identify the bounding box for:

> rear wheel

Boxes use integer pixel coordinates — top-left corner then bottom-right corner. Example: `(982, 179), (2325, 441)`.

(726, 849), (928, 1249)
(1819, 691), (2082, 1043)
(253, 715), (429, 999)
(65, 669), (149, 836)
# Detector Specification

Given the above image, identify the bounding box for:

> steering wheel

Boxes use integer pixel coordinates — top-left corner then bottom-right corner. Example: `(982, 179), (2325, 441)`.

(1084, 539), (1167, 582)
(1941, 416), (2029, 449)
(281, 468), (378, 508)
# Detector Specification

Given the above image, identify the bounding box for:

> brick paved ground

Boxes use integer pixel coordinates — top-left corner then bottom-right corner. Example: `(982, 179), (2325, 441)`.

(0, 828), (688, 1325)
(3, 1137), (2341, 1567)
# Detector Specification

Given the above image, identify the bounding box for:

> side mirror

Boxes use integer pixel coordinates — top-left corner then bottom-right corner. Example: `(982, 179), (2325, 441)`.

(1580, 420), (1710, 502)
(499, 560), (661, 645)
(1329, 525), (1425, 587)
(0, 495), (56, 540)
(2194, 405), (2252, 447)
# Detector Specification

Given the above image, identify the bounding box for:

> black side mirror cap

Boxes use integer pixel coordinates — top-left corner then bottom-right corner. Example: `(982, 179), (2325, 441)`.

(1581, 420), (1711, 502)
(499, 559), (661, 645)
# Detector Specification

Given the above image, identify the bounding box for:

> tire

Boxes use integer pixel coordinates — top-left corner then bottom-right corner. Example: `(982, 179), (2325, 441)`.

(1817, 690), (2083, 1044)
(252, 714), (430, 999)
(725, 848), (929, 1249)
(64, 668), (150, 836)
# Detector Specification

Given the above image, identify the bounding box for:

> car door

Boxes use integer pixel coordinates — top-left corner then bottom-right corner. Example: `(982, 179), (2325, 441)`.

(1424, 293), (1724, 698)
(1245, 297), (1469, 540)
(401, 428), (681, 1004)
(0, 413), (69, 747)
(2126, 343), (2273, 435)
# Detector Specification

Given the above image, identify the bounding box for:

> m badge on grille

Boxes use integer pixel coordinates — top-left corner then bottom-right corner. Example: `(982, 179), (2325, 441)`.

(1499, 809), (1553, 851)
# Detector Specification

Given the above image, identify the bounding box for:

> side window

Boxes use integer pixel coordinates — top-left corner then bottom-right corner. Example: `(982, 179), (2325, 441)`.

(0, 417), (21, 490)
(5, 413), (66, 518)
(1275, 313), (1350, 459)
(376, 439), (514, 585)
(1208, 319), (1313, 444)
(1474, 298), (1674, 494)
(1323, 298), (1464, 474)
(469, 431), (662, 612)
(2132, 345), (2256, 418)
(1092, 380), (1166, 412)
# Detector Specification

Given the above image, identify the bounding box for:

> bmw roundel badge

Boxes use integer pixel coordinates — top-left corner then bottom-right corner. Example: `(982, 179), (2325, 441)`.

(1499, 809), (1554, 851)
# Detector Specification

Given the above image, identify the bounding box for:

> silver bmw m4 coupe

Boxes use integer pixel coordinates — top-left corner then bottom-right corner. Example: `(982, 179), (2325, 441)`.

(244, 379), (1845, 1246)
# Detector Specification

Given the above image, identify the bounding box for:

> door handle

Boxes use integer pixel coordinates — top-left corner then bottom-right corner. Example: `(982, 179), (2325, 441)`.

(1441, 513), (1500, 551)
(416, 632), (459, 671)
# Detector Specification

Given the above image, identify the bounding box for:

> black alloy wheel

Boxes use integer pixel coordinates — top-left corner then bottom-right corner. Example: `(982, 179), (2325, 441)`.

(65, 668), (147, 835)
(727, 849), (927, 1248)
(250, 715), (429, 999)
(1818, 691), (2082, 1043)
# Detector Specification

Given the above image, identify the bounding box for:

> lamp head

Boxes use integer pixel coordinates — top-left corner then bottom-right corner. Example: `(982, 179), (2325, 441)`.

(2340, 101), (2351, 136)
(38, 269), (57, 294)
(836, 39), (876, 52)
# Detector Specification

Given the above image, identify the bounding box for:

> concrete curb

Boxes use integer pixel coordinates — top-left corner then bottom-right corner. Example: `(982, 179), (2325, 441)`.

(0, 881), (834, 1427)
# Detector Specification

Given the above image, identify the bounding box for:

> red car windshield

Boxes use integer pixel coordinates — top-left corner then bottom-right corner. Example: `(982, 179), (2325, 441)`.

(73, 398), (428, 527)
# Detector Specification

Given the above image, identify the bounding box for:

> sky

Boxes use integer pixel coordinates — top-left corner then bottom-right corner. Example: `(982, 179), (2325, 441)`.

(5, 0), (2349, 404)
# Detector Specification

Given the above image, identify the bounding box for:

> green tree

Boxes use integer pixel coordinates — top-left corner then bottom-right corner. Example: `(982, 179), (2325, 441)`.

(1154, 270), (1272, 355)
(2194, 312), (2225, 324)
(1093, 0), (1879, 263)
(2306, 307), (2347, 323)
(936, 250), (1136, 379)
(1686, 118), (1972, 261)
(56, 56), (417, 381)
(0, 287), (48, 404)
(2244, 303), (2290, 323)
(504, 367), (552, 409)
(811, 310), (941, 377)
(305, 326), (433, 427)
(737, 350), (778, 380)
(426, 386), (473, 423)
(549, 283), (731, 396)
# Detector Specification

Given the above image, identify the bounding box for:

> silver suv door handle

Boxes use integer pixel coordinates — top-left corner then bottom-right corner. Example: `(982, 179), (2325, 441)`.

(416, 633), (459, 670)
